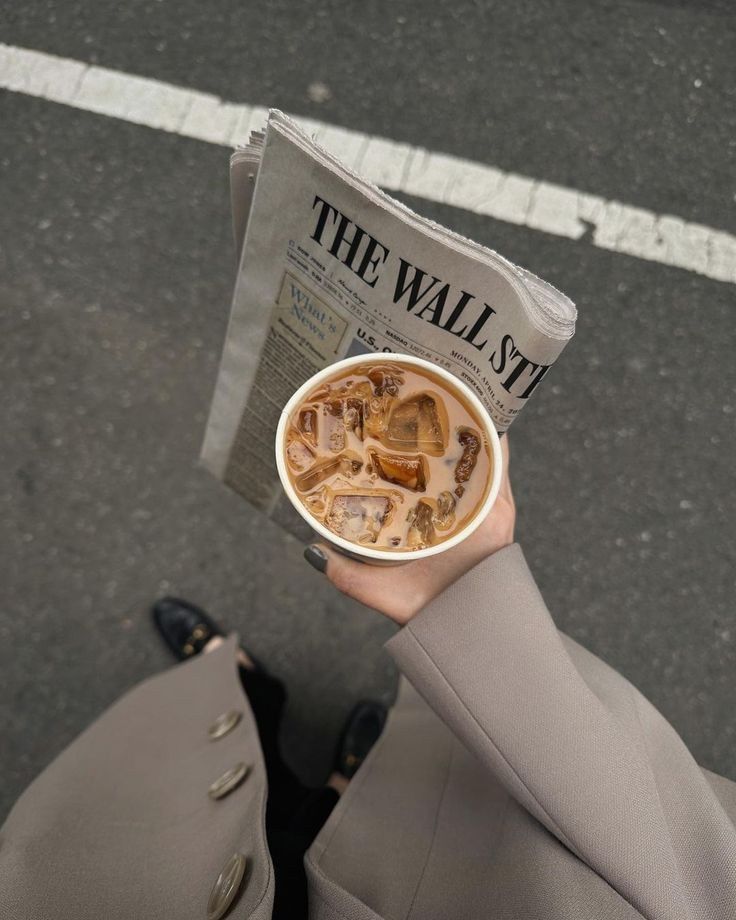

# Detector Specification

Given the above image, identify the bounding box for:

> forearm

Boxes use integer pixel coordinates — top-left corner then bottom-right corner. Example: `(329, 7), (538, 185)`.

(385, 544), (736, 920)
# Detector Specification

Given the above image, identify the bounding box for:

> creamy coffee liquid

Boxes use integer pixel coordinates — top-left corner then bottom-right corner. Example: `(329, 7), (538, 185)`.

(284, 362), (493, 552)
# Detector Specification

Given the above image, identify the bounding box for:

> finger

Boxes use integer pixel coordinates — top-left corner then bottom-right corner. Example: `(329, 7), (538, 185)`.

(303, 543), (412, 616)
(499, 432), (510, 477)
(500, 431), (510, 466)
(497, 433), (513, 501)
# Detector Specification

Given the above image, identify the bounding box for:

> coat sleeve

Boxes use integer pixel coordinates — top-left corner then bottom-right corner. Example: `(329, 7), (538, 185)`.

(384, 544), (736, 920)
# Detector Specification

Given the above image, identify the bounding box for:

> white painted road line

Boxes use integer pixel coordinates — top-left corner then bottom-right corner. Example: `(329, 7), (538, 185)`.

(1, 43), (734, 285)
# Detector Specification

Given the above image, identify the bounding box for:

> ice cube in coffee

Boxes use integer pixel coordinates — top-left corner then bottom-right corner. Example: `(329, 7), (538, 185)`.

(283, 361), (492, 551)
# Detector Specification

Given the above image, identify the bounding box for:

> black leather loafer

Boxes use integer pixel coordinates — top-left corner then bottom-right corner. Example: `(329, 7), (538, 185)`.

(152, 596), (226, 661)
(334, 700), (388, 779)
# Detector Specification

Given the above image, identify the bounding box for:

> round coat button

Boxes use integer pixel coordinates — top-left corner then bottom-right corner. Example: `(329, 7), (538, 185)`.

(208, 710), (242, 741)
(208, 762), (251, 800)
(207, 852), (247, 920)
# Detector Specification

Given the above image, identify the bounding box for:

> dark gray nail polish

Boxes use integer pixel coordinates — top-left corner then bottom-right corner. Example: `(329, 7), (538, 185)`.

(304, 545), (328, 573)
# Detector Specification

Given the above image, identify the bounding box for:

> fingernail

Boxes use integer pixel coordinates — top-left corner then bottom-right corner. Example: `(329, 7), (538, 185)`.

(304, 545), (328, 573)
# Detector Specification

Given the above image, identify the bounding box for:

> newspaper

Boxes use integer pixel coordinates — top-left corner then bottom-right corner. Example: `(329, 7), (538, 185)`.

(202, 110), (576, 535)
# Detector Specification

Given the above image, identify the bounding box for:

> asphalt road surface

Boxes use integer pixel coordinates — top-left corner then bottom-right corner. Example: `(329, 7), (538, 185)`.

(1, 0), (735, 820)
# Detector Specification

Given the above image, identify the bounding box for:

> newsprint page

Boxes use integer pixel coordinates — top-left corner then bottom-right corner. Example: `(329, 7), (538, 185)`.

(202, 111), (577, 535)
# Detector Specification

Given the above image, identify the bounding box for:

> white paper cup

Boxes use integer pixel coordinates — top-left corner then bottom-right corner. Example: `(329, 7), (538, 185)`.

(275, 353), (503, 566)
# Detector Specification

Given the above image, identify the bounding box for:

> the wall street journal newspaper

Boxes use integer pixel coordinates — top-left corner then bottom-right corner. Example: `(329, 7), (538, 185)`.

(202, 111), (577, 534)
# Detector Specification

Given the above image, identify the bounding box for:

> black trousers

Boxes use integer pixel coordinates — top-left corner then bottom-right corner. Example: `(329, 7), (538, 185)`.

(238, 666), (338, 919)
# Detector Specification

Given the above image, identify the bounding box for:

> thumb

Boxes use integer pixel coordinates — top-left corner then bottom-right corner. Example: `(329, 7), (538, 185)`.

(303, 542), (410, 620)
(303, 542), (374, 596)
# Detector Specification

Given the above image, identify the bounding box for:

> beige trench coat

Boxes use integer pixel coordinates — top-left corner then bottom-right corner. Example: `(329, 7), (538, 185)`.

(2, 544), (736, 919)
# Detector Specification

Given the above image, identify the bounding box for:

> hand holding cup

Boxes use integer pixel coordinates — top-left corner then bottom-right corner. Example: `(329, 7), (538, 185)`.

(305, 435), (515, 624)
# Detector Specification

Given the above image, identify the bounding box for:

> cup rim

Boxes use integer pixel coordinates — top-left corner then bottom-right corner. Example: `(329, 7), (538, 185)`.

(274, 353), (503, 561)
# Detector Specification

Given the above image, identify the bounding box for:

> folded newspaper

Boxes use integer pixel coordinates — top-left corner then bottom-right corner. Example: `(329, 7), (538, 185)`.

(202, 110), (576, 536)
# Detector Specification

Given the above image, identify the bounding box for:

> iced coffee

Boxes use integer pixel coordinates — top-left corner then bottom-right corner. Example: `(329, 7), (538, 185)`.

(282, 361), (493, 552)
